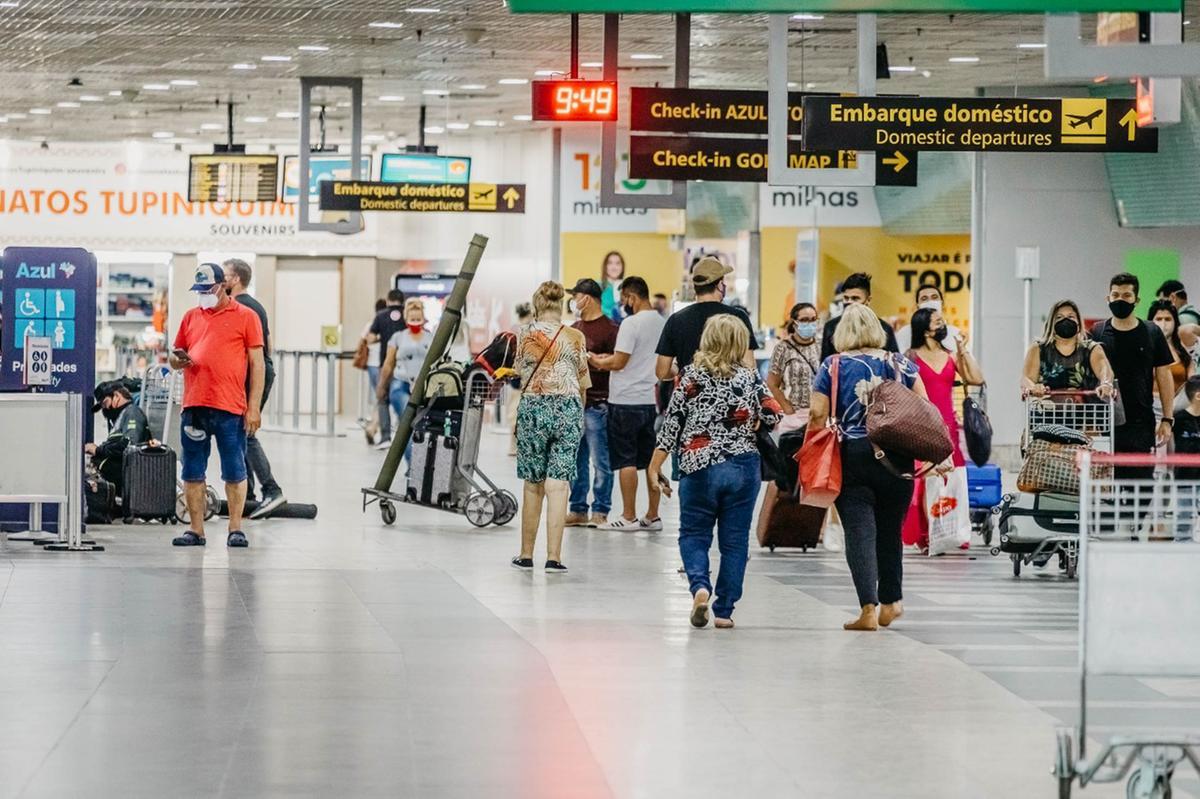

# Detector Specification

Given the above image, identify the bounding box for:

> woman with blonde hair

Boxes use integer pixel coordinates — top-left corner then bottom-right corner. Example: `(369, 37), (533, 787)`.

(377, 298), (434, 460)
(650, 314), (782, 629)
(512, 281), (590, 573)
(808, 302), (943, 632)
(1021, 299), (1113, 397)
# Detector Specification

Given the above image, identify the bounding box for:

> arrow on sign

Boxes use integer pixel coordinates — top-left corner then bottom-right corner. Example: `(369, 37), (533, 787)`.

(502, 187), (521, 209)
(1119, 109), (1138, 142)
(881, 151), (910, 173)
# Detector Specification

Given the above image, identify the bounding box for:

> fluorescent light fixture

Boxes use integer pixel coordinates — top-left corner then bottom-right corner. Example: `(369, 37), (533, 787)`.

(231, 63), (256, 70)
(459, 83), (487, 90)
(0, 2), (20, 7)
(581, 61), (602, 68)
(791, 13), (825, 19)
(630, 53), (662, 60)
(170, 79), (198, 86)
(244, 116), (268, 123)
(79, 95), (104, 102)
(108, 90), (124, 96)
(422, 88), (449, 96)
(889, 65), (917, 72)
(8, 112), (26, 119)
(406, 6), (441, 12)
(200, 123), (223, 130)
(474, 119), (499, 127)
(379, 95), (405, 102)
(56, 101), (80, 108)
(1017, 42), (1046, 49)
(298, 45), (329, 51)
(276, 111), (299, 119)
(152, 131), (173, 138)
(364, 133), (387, 142)
(446, 122), (470, 130)
(368, 21), (404, 28)
(260, 55), (292, 62)
(921, 70), (933, 77)
(787, 81), (798, 88)
(512, 114), (532, 121)
(806, 82), (817, 89)
(498, 78), (528, 85)
(534, 70), (560, 77)
(1184, 19), (1191, 25)
(0, 117), (7, 123)
(424, 125), (445, 134)
(142, 83), (170, 90)
(948, 56), (980, 63)
(29, 108), (51, 115)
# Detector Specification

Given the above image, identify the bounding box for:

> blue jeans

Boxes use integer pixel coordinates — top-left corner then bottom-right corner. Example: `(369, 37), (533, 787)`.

(180, 407), (248, 484)
(569, 403), (613, 515)
(389, 380), (413, 463)
(678, 452), (760, 619)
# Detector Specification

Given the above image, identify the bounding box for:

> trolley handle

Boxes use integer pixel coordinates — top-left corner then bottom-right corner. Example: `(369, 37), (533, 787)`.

(1024, 388), (1109, 401)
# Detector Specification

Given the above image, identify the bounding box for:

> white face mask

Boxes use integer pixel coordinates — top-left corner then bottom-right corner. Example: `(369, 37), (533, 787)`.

(198, 292), (219, 310)
(919, 299), (943, 313)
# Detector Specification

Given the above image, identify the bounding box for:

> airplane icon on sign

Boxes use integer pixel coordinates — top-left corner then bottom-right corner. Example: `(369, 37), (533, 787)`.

(473, 187), (494, 201)
(1067, 109), (1103, 129)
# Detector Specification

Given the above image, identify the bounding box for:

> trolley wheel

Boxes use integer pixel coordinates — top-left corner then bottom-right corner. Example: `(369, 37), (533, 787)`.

(990, 547), (1001, 557)
(1126, 769), (1171, 799)
(981, 516), (995, 546)
(464, 493), (495, 528)
(379, 500), (397, 526)
(491, 491), (517, 526)
(204, 486), (220, 521)
(1012, 554), (1022, 577)
(768, 545), (776, 552)
(1065, 554), (1078, 580)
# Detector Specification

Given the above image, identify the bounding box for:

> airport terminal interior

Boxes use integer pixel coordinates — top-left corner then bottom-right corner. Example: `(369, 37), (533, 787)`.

(1, 0), (1200, 797)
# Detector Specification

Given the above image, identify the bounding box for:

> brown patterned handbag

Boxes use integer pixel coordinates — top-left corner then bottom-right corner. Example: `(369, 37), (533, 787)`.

(865, 355), (955, 467)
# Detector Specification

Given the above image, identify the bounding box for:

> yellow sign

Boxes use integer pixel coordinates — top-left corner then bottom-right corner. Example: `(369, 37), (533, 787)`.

(1061, 98), (1107, 145)
(321, 325), (341, 352)
(469, 183), (496, 211)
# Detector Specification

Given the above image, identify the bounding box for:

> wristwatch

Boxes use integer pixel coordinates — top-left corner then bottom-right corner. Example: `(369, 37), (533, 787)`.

(1163, 417), (1175, 426)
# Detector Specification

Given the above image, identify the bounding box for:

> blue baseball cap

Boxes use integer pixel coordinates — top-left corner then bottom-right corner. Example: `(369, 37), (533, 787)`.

(190, 262), (225, 292)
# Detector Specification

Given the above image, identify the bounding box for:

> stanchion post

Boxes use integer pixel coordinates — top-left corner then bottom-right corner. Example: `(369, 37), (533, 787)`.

(325, 353), (337, 436)
(309, 352), (319, 432)
(291, 351), (301, 430)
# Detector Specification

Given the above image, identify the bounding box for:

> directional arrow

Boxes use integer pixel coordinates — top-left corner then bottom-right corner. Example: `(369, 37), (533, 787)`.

(881, 150), (909, 173)
(502, 186), (521, 209)
(1119, 108), (1138, 142)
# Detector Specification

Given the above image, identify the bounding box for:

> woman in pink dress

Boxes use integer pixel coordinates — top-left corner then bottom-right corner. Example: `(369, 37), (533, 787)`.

(902, 307), (985, 552)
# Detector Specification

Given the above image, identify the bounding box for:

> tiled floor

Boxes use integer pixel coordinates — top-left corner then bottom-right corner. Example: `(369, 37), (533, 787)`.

(0, 422), (1194, 798)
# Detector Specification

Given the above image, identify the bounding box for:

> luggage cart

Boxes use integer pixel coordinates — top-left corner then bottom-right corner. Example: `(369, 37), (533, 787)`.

(993, 390), (1113, 578)
(1054, 451), (1200, 799)
(367, 365), (517, 529)
(138, 365), (219, 522)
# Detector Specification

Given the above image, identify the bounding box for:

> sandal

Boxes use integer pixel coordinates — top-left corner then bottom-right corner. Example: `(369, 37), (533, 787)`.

(227, 531), (249, 548)
(172, 531), (206, 547)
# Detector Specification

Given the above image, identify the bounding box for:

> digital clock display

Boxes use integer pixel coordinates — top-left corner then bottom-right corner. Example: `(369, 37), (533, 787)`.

(531, 80), (619, 122)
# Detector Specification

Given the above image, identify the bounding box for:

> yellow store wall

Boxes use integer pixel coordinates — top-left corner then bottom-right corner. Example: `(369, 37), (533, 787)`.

(560, 233), (681, 299)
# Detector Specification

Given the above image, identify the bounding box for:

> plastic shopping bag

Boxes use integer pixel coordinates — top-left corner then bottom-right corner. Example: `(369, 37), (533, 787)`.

(926, 466), (972, 556)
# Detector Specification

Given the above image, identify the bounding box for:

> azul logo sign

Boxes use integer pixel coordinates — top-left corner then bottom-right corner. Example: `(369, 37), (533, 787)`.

(14, 261), (77, 279)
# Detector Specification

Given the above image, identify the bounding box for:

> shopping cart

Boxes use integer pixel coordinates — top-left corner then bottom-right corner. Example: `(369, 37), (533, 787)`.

(992, 390), (1113, 578)
(138, 364), (219, 522)
(1054, 451), (1200, 799)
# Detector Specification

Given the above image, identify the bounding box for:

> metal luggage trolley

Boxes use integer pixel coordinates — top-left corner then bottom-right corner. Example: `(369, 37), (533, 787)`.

(1054, 451), (1200, 799)
(993, 390), (1114, 578)
(138, 364), (219, 522)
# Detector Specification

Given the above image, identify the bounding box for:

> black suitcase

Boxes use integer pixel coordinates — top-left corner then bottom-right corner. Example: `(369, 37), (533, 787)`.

(85, 475), (116, 524)
(122, 445), (177, 523)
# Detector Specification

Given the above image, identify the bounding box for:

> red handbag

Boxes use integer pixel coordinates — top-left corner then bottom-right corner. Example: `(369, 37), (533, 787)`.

(797, 356), (842, 508)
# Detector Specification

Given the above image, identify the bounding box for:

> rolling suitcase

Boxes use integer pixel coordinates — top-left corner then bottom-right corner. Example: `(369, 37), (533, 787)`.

(122, 445), (178, 523)
(407, 431), (458, 508)
(758, 431), (825, 552)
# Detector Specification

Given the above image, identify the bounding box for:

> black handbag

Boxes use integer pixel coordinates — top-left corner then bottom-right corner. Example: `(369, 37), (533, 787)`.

(962, 385), (993, 467)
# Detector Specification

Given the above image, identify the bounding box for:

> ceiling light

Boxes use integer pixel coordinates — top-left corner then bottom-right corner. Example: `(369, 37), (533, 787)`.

(261, 55), (292, 62)
(534, 70), (560, 77)
(0, 2), (20, 7)
(889, 65), (917, 72)
(79, 94), (103, 102)
(630, 53), (662, 60)
(244, 116), (267, 123)
(423, 88), (449, 96)
(424, 125), (445, 134)
(806, 82), (818, 89)
(0, 117), (7, 123)
(581, 61), (602, 68)
(406, 6), (441, 12)
(368, 21), (404, 28)
(498, 78), (528, 85)
(1017, 42), (1046, 49)
(56, 101), (80, 108)
(276, 111), (299, 119)
(459, 83), (487, 90)
(791, 13), (825, 19)
(29, 108), (51, 115)
(364, 133), (387, 142)
(921, 70), (933, 77)
(379, 95), (406, 102)
(475, 119), (499, 127)
(1183, 19), (1191, 25)
(108, 90), (123, 96)
(200, 123), (223, 130)
(8, 112), (26, 119)
(152, 131), (173, 139)
(170, 79), (198, 86)
(447, 122), (470, 130)
(948, 56), (980, 63)
(336, 100), (351, 107)
(142, 83), (170, 90)
(298, 45), (329, 51)
(231, 63), (256, 70)
(512, 114), (532, 121)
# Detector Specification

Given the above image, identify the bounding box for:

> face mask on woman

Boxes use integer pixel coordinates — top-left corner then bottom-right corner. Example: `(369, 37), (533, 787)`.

(1053, 317), (1079, 339)
(407, 322), (424, 334)
(919, 299), (943, 313)
(932, 326), (948, 342)
(794, 321), (819, 340)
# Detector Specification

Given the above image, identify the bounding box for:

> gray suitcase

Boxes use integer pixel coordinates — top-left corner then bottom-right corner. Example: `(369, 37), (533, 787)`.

(407, 432), (458, 508)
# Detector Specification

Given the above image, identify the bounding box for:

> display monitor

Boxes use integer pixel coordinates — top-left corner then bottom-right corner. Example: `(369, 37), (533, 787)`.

(188, 154), (279, 202)
(380, 153), (471, 185)
(531, 80), (618, 122)
(282, 154), (373, 203)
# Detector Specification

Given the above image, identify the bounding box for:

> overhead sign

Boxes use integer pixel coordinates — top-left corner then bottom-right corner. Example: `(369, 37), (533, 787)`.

(188, 154), (280, 202)
(510, 0), (1177, 12)
(875, 150), (918, 187)
(631, 87), (809, 135)
(801, 95), (1158, 153)
(532, 80), (618, 122)
(282, 155), (373, 203)
(319, 181), (526, 213)
(380, 153), (471, 185)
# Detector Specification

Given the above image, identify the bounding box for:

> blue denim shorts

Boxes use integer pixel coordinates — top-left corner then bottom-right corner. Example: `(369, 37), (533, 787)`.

(180, 407), (248, 484)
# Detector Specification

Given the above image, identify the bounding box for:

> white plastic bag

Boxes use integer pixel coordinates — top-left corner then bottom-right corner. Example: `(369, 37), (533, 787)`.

(925, 466), (972, 556)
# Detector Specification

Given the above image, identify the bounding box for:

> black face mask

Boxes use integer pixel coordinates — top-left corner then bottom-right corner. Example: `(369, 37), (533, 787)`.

(623, 303), (634, 316)
(932, 326), (948, 342)
(101, 404), (121, 423)
(1109, 299), (1136, 319)
(1054, 318), (1079, 339)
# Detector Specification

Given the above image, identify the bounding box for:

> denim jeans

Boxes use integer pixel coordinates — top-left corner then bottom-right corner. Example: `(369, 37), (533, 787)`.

(373, 366), (394, 440)
(389, 380), (414, 463)
(678, 452), (760, 619)
(246, 435), (281, 500)
(569, 403), (613, 515)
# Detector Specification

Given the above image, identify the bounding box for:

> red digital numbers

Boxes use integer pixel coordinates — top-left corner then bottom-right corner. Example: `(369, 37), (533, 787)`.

(532, 81), (619, 122)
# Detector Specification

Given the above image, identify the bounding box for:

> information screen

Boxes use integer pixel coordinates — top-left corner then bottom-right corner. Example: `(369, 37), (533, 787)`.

(531, 80), (618, 122)
(282, 154), (373, 203)
(380, 153), (471, 185)
(188, 154), (280, 202)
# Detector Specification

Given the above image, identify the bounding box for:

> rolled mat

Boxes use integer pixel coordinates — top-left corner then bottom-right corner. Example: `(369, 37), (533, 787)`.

(217, 500), (318, 519)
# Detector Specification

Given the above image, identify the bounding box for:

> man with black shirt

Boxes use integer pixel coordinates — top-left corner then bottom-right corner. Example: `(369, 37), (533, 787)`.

(566, 278), (617, 528)
(655, 256), (758, 382)
(1090, 272), (1175, 475)
(367, 289), (407, 445)
(224, 258), (287, 519)
(87, 384), (154, 499)
(819, 272), (900, 361)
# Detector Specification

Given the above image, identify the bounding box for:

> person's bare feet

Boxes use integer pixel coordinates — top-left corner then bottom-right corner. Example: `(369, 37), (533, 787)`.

(714, 617), (734, 629)
(843, 604), (879, 631)
(690, 589), (710, 628)
(879, 601), (904, 627)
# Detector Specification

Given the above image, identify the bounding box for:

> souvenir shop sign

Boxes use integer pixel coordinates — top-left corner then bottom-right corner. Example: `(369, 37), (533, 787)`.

(801, 96), (1158, 153)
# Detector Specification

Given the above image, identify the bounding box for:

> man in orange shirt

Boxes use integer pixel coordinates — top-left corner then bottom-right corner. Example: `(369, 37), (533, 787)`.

(169, 263), (265, 548)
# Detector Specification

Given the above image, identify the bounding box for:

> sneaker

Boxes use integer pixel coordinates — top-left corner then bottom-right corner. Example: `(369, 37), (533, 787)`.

(640, 517), (664, 532)
(249, 494), (286, 520)
(588, 513), (607, 528)
(227, 531), (249, 548)
(511, 556), (534, 570)
(172, 531), (205, 547)
(544, 560), (568, 573)
(606, 517), (641, 531)
(564, 512), (589, 527)
(375, 439), (393, 451)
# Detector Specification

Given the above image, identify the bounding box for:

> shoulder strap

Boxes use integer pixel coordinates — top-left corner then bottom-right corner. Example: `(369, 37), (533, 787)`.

(527, 325), (564, 384)
(829, 356), (840, 424)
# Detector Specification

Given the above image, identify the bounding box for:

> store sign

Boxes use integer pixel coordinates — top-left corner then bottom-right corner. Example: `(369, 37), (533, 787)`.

(801, 96), (1158, 153)
(758, 184), (882, 228)
(629, 135), (857, 182)
(320, 181), (526, 213)
(510, 0), (1176, 12)
(558, 128), (675, 234)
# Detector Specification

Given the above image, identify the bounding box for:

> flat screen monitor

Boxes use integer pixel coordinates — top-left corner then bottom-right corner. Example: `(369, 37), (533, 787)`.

(282, 154), (373, 203)
(380, 153), (471, 185)
(188, 154), (279, 202)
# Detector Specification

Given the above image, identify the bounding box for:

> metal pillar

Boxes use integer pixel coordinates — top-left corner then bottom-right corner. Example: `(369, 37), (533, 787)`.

(298, 77), (364, 233)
